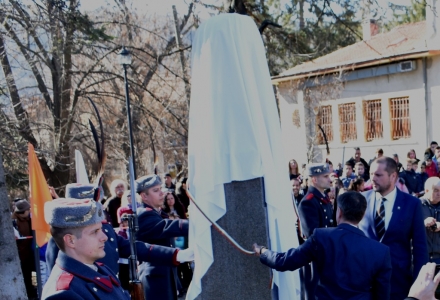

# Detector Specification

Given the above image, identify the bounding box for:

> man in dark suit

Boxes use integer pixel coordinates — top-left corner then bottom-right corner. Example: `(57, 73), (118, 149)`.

(359, 157), (428, 300)
(253, 191), (392, 299)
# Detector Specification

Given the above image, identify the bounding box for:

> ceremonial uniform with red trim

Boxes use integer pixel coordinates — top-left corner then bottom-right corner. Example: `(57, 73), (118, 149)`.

(46, 222), (179, 275)
(298, 186), (335, 238)
(297, 186), (335, 300)
(42, 251), (129, 300)
(136, 203), (189, 300)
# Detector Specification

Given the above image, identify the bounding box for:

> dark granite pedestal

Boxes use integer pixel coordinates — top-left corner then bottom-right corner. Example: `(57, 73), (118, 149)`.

(195, 177), (274, 300)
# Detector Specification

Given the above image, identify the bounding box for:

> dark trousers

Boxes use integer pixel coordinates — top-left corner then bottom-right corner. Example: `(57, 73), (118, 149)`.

(300, 262), (318, 300)
(118, 263), (130, 291)
(21, 258), (36, 298)
(177, 262), (193, 291)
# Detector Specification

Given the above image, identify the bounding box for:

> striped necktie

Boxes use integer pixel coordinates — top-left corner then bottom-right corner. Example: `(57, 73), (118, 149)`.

(374, 198), (387, 240)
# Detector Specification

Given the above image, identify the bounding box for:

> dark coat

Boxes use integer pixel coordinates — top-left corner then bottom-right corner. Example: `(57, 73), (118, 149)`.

(298, 186), (335, 238)
(399, 170), (423, 194)
(46, 222), (178, 275)
(136, 203), (189, 300)
(106, 196), (122, 227)
(42, 251), (130, 300)
(260, 224), (392, 300)
(297, 186), (335, 299)
(421, 198), (440, 257)
(359, 189), (428, 300)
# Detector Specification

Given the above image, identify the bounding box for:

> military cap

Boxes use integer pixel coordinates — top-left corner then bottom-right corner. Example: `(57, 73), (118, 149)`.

(135, 174), (162, 193)
(306, 163), (330, 177)
(65, 183), (97, 199)
(44, 198), (104, 228)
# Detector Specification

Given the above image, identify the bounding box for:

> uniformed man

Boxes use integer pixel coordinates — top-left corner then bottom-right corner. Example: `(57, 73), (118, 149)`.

(42, 198), (130, 299)
(298, 163), (334, 300)
(135, 174), (189, 300)
(46, 183), (194, 277)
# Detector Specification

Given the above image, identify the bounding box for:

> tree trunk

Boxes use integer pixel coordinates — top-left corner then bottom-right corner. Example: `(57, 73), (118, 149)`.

(0, 152), (28, 300)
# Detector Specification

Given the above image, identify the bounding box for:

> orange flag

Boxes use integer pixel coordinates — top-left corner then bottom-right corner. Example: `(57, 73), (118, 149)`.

(28, 143), (51, 247)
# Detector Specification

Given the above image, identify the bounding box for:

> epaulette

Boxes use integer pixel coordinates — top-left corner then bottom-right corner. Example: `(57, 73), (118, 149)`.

(101, 220), (108, 224)
(145, 207), (153, 212)
(56, 271), (74, 291)
(305, 193), (314, 201)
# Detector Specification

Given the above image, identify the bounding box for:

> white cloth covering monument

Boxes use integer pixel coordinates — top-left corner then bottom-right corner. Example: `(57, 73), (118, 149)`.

(187, 13), (301, 300)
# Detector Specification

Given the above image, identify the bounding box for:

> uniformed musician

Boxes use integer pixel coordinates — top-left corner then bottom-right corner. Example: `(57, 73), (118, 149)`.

(42, 198), (130, 299)
(45, 183), (193, 276)
(135, 174), (189, 300)
(298, 163), (335, 300)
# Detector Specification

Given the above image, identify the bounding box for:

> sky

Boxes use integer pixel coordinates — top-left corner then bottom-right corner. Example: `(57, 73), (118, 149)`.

(78, 0), (416, 24)
(79, 0), (215, 19)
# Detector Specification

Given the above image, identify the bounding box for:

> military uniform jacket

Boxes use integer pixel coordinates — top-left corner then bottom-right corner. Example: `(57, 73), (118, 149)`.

(298, 186), (334, 238)
(42, 251), (130, 300)
(136, 203), (189, 300)
(46, 222), (178, 275)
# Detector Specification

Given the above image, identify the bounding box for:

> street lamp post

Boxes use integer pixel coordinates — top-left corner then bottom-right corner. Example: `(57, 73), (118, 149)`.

(118, 47), (137, 178)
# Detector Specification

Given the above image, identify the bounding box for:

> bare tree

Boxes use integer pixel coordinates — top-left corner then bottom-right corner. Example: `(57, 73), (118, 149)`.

(0, 151), (27, 299)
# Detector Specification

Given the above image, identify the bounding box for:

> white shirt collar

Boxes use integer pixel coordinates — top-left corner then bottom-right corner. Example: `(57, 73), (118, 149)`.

(85, 263), (98, 272)
(375, 187), (397, 203)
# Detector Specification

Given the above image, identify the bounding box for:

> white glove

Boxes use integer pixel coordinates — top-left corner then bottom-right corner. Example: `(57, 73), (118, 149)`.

(176, 248), (194, 262)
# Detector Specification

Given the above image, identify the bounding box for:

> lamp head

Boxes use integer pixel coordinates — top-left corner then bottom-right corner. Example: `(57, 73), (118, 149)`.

(118, 47), (132, 66)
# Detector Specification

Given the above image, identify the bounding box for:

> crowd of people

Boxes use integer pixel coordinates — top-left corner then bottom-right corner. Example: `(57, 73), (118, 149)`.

(283, 142), (440, 299)
(289, 142), (440, 204)
(9, 142), (440, 300)
(11, 172), (192, 300)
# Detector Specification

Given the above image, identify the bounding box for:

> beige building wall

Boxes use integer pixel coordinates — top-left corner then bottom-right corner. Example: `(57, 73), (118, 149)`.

(277, 57), (439, 168)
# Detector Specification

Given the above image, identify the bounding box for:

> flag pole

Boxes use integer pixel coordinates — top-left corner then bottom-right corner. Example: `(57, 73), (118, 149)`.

(32, 230), (42, 298)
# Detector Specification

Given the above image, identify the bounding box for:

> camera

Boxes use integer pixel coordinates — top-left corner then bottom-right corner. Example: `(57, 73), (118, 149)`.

(121, 215), (132, 222)
(430, 223), (438, 232)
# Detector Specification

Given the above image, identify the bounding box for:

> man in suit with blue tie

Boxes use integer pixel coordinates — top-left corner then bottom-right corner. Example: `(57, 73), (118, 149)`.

(359, 156), (428, 300)
(253, 191), (392, 299)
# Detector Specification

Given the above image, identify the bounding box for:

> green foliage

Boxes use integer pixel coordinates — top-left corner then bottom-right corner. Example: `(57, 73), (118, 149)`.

(228, 0), (362, 75)
(386, 0), (426, 30)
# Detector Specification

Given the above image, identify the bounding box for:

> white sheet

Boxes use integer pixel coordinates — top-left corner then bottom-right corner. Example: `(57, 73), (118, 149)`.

(187, 13), (301, 300)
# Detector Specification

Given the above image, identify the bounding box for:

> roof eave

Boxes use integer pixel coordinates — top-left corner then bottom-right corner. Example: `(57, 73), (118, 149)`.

(271, 50), (440, 85)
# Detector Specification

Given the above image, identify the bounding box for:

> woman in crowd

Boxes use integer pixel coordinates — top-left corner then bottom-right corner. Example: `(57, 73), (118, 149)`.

(163, 191), (187, 220)
(347, 176), (365, 192)
(288, 159), (302, 181)
(408, 149), (420, 163)
(163, 191), (191, 295)
(105, 179), (128, 227)
(176, 177), (190, 210)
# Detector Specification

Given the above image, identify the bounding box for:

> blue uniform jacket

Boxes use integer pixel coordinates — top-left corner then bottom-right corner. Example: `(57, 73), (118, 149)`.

(136, 204), (189, 300)
(260, 223), (392, 300)
(42, 251), (130, 300)
(46, 222), (179, 275)
(298, 186), (335, 238)
(359, 189), (428, 300)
